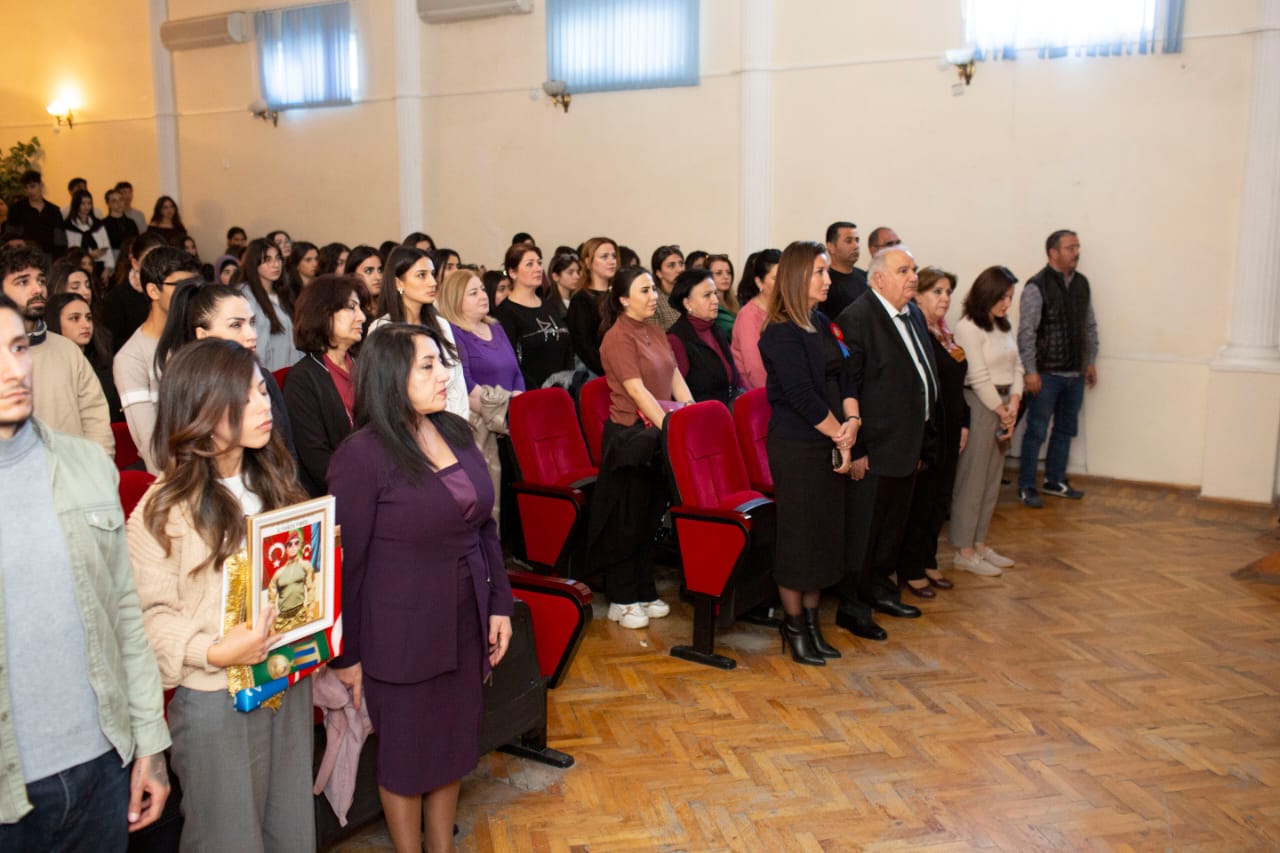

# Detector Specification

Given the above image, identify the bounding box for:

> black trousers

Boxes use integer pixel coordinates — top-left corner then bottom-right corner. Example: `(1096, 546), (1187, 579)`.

(898, 443), (958, 582)
(836, 468), (917, 608)
(586, 421), (667, 604)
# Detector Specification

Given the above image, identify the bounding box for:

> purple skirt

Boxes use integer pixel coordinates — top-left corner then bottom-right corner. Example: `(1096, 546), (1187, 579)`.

(363, 563), (484, 795)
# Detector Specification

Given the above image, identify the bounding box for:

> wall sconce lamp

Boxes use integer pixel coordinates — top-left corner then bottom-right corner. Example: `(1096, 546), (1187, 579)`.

(940, 48), (976, 91)
(248, 99), (280, 127)
(542, 80), (571, 113)
(46, 101), (74, 129)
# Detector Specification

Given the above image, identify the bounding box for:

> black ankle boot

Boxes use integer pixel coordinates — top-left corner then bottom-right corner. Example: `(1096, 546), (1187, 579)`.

(804, 608), (841, 658)
(780, 613), (825, 666)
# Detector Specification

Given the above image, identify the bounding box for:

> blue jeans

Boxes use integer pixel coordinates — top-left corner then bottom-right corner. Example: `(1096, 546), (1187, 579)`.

(0, 750), (129, 853)
(1018, 372), (1085, 490)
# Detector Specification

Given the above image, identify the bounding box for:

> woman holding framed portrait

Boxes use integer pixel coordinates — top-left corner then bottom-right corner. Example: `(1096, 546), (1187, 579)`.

(328, 322), (513, 853)
(126, 338), (314, 852)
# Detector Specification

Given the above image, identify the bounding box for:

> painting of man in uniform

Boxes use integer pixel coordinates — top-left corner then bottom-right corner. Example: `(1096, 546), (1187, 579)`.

(262, 523), (322, 633)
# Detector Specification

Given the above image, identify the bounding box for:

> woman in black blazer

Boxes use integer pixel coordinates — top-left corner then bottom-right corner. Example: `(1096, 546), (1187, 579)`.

(284, 275), (367, 497)
(758, 241), (858, 666)
(665, 268), (740, 406)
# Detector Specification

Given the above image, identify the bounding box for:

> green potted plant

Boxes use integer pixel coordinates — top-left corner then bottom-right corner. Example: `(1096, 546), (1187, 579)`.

(0, 137), (42, 205)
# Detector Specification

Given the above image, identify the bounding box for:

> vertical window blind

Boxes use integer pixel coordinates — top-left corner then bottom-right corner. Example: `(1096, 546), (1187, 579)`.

(546, 0), (699, 94)
(964, 0), (1184, 59)
(256, 2), (355, 110)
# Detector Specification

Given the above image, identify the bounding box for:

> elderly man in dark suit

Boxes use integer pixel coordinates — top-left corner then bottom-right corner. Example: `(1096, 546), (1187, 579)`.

(834, 246), (940, 640)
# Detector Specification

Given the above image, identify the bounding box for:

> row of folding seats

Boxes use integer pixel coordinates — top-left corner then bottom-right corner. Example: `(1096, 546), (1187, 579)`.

(116, 374), (777, 671)
(509, 381), (780, 669)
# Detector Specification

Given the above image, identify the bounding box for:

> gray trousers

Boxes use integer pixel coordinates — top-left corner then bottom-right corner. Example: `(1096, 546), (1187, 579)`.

(950, 388), (1009, 549)
(167, 679), (315, 853)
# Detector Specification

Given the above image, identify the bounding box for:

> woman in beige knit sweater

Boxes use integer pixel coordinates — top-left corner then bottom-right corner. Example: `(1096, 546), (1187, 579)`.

(950, 266), (1025, 577)
(126, 339), (313, 853)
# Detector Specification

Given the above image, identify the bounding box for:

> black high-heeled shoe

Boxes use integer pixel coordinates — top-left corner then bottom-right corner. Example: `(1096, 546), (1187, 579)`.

(804, 607), (841, 658)
(901, 579), (936, 599)
(780, 613), (825, 666)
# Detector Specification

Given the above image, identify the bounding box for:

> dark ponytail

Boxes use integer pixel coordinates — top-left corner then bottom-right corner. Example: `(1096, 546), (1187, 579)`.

(599, 265), (650, 334)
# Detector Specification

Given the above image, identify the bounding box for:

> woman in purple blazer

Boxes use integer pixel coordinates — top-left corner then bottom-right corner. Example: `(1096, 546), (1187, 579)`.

(328, 322), (513, 853)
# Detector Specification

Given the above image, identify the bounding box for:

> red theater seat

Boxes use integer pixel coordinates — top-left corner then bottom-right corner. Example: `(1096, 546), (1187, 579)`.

(733, 388), (774, 495)
(508, 388), (597, 576)
(508, 570), (593, 689)
(664, 402), (777, 669)
(112, 422), (139, 471)
(478, 569), (594, 767)
(577, 376), (610, 467)
(118, 470), (156, 519)
(116, 472), (173, 733)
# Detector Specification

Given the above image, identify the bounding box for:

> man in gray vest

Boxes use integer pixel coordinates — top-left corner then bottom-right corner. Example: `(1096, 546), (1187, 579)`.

(0, 294), (171, 849)
(1016, 229), (1098, 507)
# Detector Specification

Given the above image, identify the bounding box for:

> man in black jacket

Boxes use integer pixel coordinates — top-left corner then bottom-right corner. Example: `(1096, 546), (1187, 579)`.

(834, 246), (940, 640)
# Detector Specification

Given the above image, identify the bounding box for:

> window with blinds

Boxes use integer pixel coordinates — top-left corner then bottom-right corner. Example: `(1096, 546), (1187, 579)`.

(963, 0), (1184, 58)
(546, 0), (699, 94)
(256, 2), (357, 110)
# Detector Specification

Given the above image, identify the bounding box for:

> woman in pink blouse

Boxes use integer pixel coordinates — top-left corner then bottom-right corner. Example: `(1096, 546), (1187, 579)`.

(730, 249), (781, 390)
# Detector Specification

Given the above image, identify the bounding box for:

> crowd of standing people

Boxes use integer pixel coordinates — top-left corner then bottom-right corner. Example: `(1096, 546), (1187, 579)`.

(0, 170), (1099, 850)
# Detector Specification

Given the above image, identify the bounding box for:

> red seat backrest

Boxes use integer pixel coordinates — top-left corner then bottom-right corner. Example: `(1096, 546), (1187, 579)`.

(112, 422), (139, 470)
(508, 569), (593, 687)
(118, 470), (156, 519)
(578, 377), (610, 466)
(272, 366), (290, 390)
(733, 388), (773, 492)
(665, 402), (756, 510)
(509, 388), (596, 486)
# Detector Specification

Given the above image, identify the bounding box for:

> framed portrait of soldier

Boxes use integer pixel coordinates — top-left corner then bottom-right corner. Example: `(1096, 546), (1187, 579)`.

(246, 495), (337, 651)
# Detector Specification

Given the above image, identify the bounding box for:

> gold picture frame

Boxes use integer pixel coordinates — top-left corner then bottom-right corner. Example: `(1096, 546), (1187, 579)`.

(232, 495), (337, 652)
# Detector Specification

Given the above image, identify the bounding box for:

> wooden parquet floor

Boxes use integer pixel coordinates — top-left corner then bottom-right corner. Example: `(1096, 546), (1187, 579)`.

(335, 477), (1280, 852)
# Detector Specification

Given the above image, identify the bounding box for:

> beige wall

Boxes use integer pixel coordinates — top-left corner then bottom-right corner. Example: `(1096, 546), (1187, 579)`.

(0, 3), (161, 212)
(1, 0), (1274, 502)
(769, 1), (1257, 491)
(166, 0), (402, 252)
(1201, 370), (1280, 502)
(420, 0), (743, 262)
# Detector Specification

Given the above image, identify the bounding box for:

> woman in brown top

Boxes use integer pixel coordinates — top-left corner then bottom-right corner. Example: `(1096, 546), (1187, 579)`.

(588, 266), (694, 629)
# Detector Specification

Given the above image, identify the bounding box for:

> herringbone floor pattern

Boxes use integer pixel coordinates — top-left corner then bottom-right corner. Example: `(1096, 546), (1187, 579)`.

(336, 477), (1280, 852)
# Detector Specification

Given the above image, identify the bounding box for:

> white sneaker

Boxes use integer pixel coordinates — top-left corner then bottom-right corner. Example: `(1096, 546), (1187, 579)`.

(954, 553), (1002, 576)
(608, 603), (650, 629)
(642, 599), (670, 619)
(978, 547), (1015, 569)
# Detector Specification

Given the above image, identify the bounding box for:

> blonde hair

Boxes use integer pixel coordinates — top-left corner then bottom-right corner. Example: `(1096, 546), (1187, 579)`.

(764, 241), (826, 332)
(436, 269), (494, 327)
